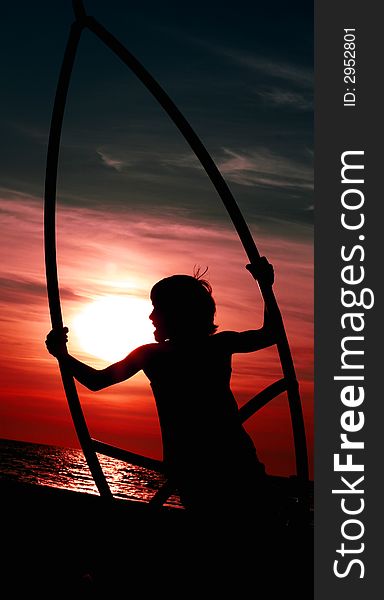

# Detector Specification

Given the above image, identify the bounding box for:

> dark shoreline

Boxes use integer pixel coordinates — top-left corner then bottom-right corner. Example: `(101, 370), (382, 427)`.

(3, 479), (185, 595)
(2, 478), (313, 596)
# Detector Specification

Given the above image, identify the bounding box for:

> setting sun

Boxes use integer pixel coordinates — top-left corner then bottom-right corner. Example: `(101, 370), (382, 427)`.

(72, 295), (155, 363)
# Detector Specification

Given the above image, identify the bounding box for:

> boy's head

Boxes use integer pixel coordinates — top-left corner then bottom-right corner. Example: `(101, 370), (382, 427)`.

(150, 273), (218, 342)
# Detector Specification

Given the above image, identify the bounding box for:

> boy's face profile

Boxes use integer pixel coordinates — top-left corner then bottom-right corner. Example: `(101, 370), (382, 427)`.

(150, 303), (172, 342)
(149, 305), (161, 341)
(150, 297), (185, 342)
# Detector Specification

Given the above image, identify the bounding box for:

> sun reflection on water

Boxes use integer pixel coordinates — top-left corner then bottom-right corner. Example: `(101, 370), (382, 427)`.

(0, 439), (182, 508)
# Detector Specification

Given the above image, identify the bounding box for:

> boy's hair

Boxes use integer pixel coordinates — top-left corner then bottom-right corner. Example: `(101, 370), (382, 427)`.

(150, 271), (218, 338)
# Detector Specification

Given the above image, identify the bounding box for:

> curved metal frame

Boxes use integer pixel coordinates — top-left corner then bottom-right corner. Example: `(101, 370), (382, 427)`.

(44, 0), (309, 505)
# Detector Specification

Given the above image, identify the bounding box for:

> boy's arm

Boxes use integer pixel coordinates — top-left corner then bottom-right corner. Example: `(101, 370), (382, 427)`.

(45, 327), (148, 391)
(218, 257), (277, 354)
(218, 326), (275, 354)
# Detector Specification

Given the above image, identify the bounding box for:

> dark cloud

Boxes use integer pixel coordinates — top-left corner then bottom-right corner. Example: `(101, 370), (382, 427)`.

(0, 277), (80, 305)
(1, 1), (313, 241)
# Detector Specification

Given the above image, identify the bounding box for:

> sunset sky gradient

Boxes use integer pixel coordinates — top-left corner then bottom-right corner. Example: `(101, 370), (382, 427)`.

(1, 1), (313, 477)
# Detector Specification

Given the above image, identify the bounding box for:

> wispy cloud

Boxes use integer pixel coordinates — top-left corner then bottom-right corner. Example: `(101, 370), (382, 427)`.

(186, 36), (313, 88)
(256, 88), (313, 111)
(227, 52), (313, 87)
(216, 148), (313, 190)
(3, 122), (47, 143)
(97, 149), (128, 172)
(159, 153), (200, 170)
(153, 146), (313, 191)
(0, 276), (79, 305)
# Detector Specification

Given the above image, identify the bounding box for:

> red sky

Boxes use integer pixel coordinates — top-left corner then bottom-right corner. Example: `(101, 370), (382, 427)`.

(0, 192), (313, 478)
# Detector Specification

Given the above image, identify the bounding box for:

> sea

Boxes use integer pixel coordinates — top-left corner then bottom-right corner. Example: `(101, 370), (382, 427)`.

(0, 437), (182, 508)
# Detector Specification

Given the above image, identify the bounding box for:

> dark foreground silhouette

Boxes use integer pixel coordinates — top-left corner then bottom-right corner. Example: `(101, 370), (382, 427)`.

(3, 478), (313, 597)
(41, 259), (313, 595)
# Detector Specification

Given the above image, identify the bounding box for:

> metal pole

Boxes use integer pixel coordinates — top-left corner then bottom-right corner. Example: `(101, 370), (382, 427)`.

(44, 20), (112, 499)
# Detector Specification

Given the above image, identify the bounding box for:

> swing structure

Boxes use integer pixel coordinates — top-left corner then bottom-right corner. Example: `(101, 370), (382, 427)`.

(44, 0), (310, 512)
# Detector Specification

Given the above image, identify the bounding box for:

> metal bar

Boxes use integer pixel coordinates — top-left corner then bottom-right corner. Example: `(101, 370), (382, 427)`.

(92, 439), (164, 473)
(72, 0), (86, 21)
(238, 378), (288, 423)
(44, 21), (112, 499)
(148, 479), (177, 509)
